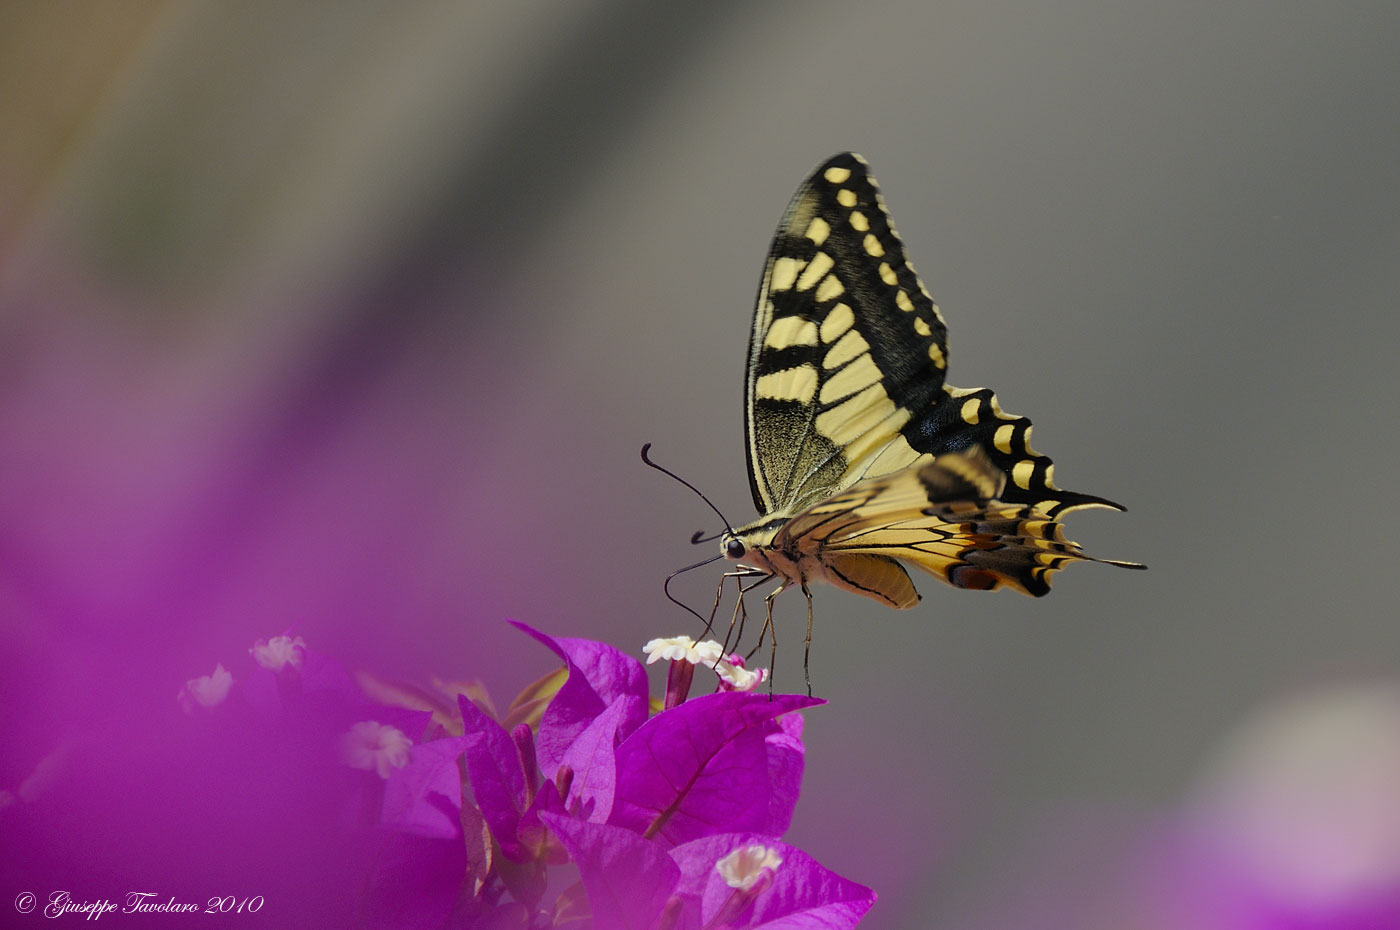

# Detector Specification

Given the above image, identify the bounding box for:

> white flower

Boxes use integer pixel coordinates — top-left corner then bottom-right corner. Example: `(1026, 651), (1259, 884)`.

(716, 844), (783, 890)
(642, 636), (725, 666)
(177, 663), (233, 713)
(250, 634), (307, 671)
(715, 658), (768, 692)
(340, 721), (413, 778)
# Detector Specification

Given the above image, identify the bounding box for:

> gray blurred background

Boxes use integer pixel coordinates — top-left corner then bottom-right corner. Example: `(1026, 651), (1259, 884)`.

(3, 1), (1399, 926)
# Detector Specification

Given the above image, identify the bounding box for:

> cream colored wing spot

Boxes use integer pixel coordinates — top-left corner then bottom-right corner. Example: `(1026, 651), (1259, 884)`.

(823, 328), (870, 369)
(795, 251), (834, 291)
(763, 315), (819, 349)
(836, 415), (915, 485)
(815, 275), (845, 303)
(993, 423), (1015, 454)
(1043, 463), (1059, 489)
(837, 189), (858, 208)
(826, 417), (903, 476)
(946, 385), (979, 399)
(895, 290), (915, 312)
(816, 385), (897, 443)
(1018, 517), (1047, 534)
(770, 257), (802, 292)
(929, 343), (946, 368)
(849, 211), (870, 232)
(914, 317), (931, 337)
(820, 353), (883, 404)
(863, 234), (885, 258)
(878, 262), (898, 286)
(960, 398), (981, 424)
(820, 303), (854, 342)
(1022, 425), (1042, 456)
(824, 166), (852, 184)
(755, 365), (818, 403)
(1012, 459), (1035, 490)
(864, 436), (921, 476)
(805, 216), (831, 246)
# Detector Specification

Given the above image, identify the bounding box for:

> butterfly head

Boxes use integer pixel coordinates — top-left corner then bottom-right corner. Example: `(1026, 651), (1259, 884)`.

(719, 518), (793, 581)
(721, 528), (772, 575)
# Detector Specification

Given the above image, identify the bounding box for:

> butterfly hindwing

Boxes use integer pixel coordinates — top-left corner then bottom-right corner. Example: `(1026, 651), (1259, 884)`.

(777, 449), (1116, 599)
(904, 386), (1126, 517)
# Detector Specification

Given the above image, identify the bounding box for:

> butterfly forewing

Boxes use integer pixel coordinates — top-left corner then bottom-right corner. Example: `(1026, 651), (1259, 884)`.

(745, 153), (950, 517)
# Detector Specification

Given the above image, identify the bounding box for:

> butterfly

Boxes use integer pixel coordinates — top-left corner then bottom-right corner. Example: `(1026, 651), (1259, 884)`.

(713, 153), (1142, 672)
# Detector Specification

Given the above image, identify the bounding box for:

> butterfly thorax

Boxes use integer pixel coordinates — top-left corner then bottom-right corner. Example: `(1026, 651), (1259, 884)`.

(720, 516), (807, 584)
(720, 503), (930, 608)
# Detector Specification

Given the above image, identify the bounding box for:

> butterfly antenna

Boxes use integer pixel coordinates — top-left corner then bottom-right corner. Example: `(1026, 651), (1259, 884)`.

(663, 554), (724, 630)
(640, 443), (737, 537)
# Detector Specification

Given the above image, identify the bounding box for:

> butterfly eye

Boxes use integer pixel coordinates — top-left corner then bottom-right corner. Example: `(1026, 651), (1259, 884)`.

(725, 538), (747, 560)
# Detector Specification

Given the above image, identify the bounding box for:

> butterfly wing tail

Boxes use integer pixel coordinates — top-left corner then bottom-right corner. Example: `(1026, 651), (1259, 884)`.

(837, 500), (1132, 597)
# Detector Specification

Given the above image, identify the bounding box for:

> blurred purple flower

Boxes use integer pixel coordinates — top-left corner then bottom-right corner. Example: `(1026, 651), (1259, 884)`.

(38, 621), (873, 928)
(960, 683), (1400, 930)
(543, 818), (682, 929)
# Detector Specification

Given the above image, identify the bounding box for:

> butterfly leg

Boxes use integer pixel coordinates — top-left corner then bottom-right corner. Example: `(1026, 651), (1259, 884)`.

(800, 580), (814, 697)
(749, 582), (788, 696)
(723, 575), (749, 662)
(720, 568), (773, 658)
(745, 582), (784, 660)
(707, 569), (748, 642)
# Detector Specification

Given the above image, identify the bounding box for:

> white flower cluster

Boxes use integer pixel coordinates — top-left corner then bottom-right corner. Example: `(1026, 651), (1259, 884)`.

(642, 635), (768, 692)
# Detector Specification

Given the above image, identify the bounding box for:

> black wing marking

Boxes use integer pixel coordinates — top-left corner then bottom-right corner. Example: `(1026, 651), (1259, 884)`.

(902, 386), (1125, 517)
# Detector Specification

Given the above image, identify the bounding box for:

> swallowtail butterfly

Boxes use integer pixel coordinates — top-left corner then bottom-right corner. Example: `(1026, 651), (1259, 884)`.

(718, 153), (1142, 654)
